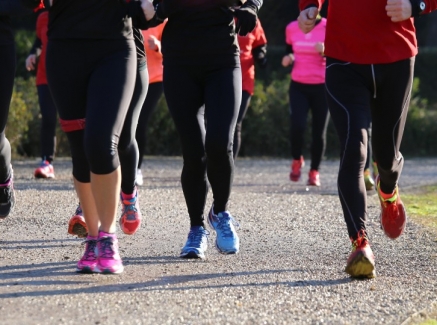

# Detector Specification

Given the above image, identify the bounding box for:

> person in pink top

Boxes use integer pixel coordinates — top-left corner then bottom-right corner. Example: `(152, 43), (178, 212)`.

(298, 0), (437, 279)
(282, 15), (328, 187)
(135, 21), (167, 186)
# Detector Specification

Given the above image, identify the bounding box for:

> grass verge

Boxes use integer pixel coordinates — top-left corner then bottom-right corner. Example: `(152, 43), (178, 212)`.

(402, 185), (437, 237)
(401, 185), (437, 325)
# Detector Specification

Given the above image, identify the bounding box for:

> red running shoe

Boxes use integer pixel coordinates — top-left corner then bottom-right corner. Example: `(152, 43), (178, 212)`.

(34, 160), (55, 179)
(119, 189), (142, 235)
(289, 156), (304, 182)
(68, 204), (88, 238)
(376, 176), (407, 239)
(307, 169), (320, 186)
(345, 230), (376, 279)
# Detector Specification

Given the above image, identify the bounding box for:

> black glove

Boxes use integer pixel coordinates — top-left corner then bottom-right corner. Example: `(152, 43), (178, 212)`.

(234, 3), (258, 36)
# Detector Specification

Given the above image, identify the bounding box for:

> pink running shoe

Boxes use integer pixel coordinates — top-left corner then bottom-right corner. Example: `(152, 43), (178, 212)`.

(34, 160), (55, 179)
(96, 231), (124, 274)
(76, 236), (98, 273)
(119, 189), (142, 235)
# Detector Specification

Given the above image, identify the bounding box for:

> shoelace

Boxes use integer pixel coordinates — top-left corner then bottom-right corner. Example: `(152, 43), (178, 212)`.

(187, 228), (210, 245)
(351, 229), (368, 251)
(122, 198), (138, 220)
(216, 215), (240, 238)
(75, 205), (83, 216)
(81, 239), (97, 261)
(98, 237), (115, 258)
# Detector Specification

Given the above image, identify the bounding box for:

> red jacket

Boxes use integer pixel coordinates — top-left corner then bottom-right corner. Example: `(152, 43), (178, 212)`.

(237, 19), (267, 95)
(299, 0), (437, 64)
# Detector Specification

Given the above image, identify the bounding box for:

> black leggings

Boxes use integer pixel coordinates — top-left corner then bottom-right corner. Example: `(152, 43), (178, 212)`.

(37, 84), (57, 162)
(0, 43), (14, 183)
(119, 60), (149, 194)
(233, 90), (251, 159)
(163, 63), (241, 226)
(136, 81), (163, 168)
(288, 81), (329, 171)
(326, 57), (414, 239)
(46, 39), (137, 182)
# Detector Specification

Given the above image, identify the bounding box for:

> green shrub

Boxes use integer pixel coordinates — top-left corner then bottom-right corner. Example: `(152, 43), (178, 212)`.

(144, 95), (180, 156)
(8, 77), (37, 156)
(402, 78), (437, 156)
(14, 29), (36, 80)
(9, 27), (437, 158)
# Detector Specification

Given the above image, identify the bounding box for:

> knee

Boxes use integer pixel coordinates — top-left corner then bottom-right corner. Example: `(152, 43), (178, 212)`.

(340, 137), (367, 168)
(66, 130), (90, 182)
(205, 138), (231, 160)
(84, 133), (119, 174)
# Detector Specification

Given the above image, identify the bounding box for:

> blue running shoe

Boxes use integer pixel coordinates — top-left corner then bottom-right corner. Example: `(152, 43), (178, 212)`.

(180, 226), (209, 259)
(207, 207), (240, 254)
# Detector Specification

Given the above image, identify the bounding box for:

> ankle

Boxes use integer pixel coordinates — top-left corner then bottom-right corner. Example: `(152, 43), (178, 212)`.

(121, 188), (137, 200)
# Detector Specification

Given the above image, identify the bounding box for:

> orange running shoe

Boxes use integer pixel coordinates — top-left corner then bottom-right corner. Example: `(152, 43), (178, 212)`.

(289, 156), (304, 182)
(68, 204), (88, 238)
(307, 169), (320, 186)
(345, 230), (376, 279)
(34, 160), (55, 179)
(376, 176), (407, 239)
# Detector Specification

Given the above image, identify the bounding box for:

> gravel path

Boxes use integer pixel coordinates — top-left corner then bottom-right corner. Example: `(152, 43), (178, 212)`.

(1, 157), (437, 325)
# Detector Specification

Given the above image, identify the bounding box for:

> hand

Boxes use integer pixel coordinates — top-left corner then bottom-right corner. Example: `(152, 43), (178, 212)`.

(148, 35), (160, 51)
(26, 54), (36, 71)
(298, 7), (319, 33)
(281, 54), (294, 67)
(314, 42), (324, 55)
(386, 0), (412, 22)
(141, 0), (155, 21)
(234, 5), (257, 36)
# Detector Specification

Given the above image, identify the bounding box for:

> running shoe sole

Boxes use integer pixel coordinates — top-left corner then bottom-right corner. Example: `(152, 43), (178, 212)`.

(34, 173), (55, 179)
(345, 253), (376, 279)
(72, 223), (88, 238)
(68, 216), (88, 238)
(96, 266), (124, 274)
(180, 250), (205, 259)
(76, 266), (95, 274)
